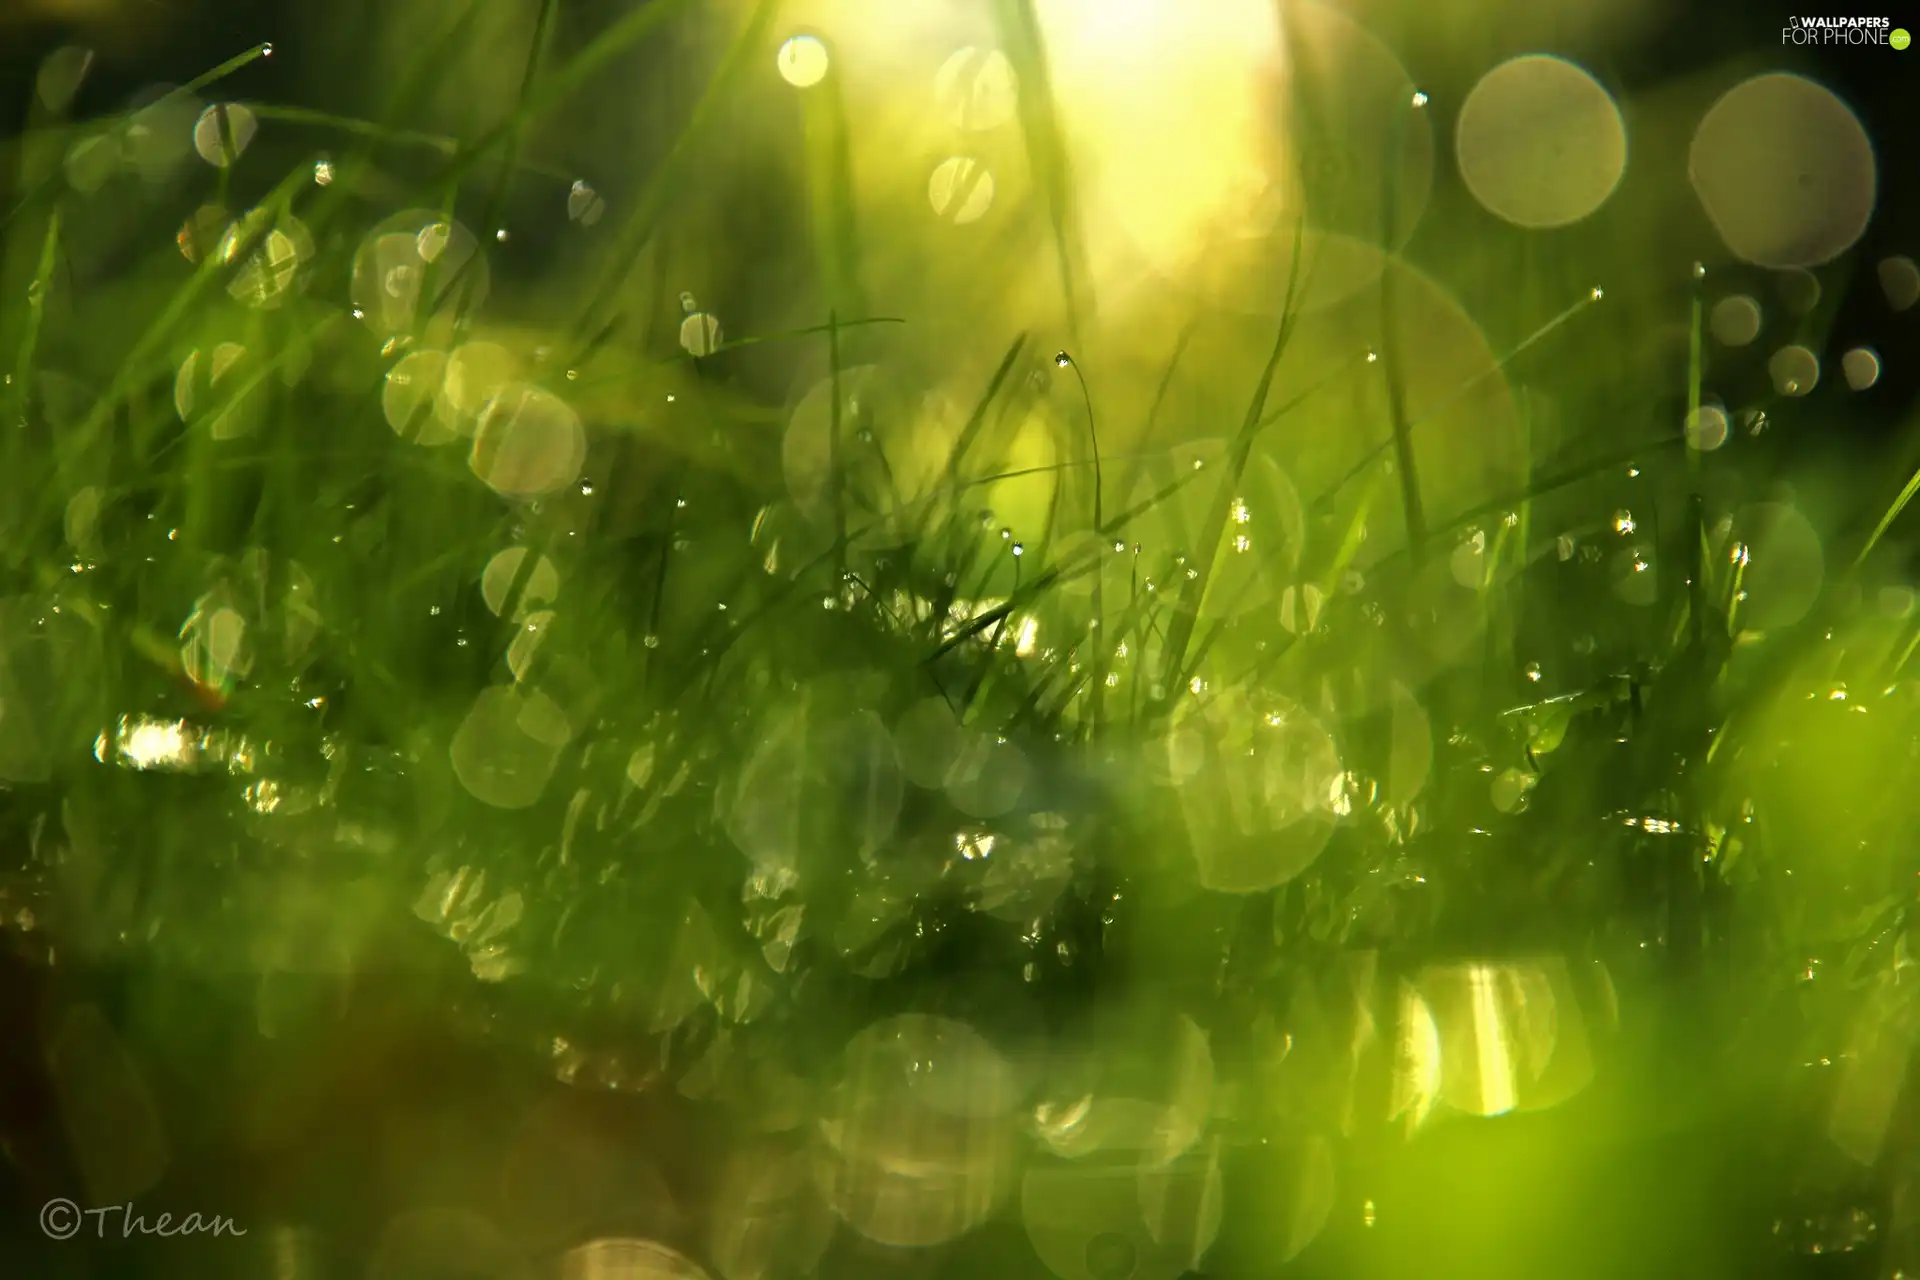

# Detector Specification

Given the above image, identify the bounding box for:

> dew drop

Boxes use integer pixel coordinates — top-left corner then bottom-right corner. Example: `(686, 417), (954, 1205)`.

(1053, 350), (1072, 368)
(1590, 286), (1605, 301)
(777, 34), (830, 89)
(1011, 543), (1024, 556)
(579, 480), (594, 495)
(494, 228), (509, 243)
(643, 634), (660, 649)
(566, 180), (606, 227)
(1692, 261), (1706, 280)
(260, 42), (274, 57)
(1411, 90), (1429, 107)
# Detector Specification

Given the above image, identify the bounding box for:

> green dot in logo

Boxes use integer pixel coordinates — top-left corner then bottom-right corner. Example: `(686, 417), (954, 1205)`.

(1894, 27), (1912, 49)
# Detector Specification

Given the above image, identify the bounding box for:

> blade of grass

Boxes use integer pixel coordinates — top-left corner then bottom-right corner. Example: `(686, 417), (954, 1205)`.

(460, 0), (563, 339)
(8, 208), (59, 429)
(564, 0), (783, 360)
(1311, 286), (1604, 514)
(1158, 218), (1310, 695)
(800, 59), (865, 321)
(442, 0), (701, 196)
(991, 0), (1087, 333)
(830, 311), (846, 578)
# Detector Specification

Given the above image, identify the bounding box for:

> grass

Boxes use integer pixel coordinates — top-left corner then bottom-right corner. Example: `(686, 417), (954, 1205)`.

(0, 4), (1917, 1277)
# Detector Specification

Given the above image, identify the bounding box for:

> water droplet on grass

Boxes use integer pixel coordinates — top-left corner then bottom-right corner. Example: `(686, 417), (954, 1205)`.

(777, 34), (830, 88)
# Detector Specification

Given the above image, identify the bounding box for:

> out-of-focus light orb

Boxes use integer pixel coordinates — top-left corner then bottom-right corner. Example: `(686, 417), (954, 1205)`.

(179, 592), (251, 693)
(1685, 404), (1730, 452)
(928, 156), (995, 225)
(567, 179), (606, 227)
(469, 384), (587, 499)
(351, 211), (489, 337)
(1768, 344), (1820, 396)
(817, 1014), (1020, 1247)
(439, 341), (518, 437)
(1455, 55), (1627, 229)
(783, 368), (1009, 553)
(1022, 1143), (1226, 1280)
(893, 696), (967, 790)
(192, 102), (256, 167)
(217, 211), (312, 310)
(1736, 502), (1824, 632)
(723, 691), (904, 877)
(1164, 687), (1342, 892)
(679, 312), (723, 357)
(776, 34), (829, 88)
(449, 685), (573, 809)
(1449, 529), (1490, 590)
(945, 731), (1029, 817)
(175, 204), (227, 263)
(1689, 73), (1875, 268)
(1708, 294), (1762, 346)
(174, 343), (249, 436)
(123, 87), (201, 185)
(481, 547), (560, 618)
(1841, 347), (1881, 391)
(1207, 1137), (1333, 1267)
(561, 1238), (712, 1280)
(1414, 960), (1594, 1118)
(383, 349), (458, 445)
(935, 47), (1018, 131)
(708, 1148), (835, 1280)
(1879, 256), (1920, 311)
(1033, 1011), (1214, 1168)
(1778, 267), (1821, 314)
